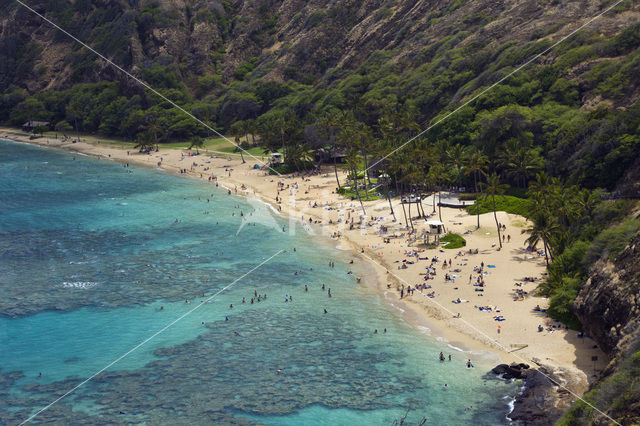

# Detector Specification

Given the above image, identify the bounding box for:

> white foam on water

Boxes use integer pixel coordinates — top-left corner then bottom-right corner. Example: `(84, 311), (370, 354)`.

(416, 326), (431, 335)
(447, 344), (465, 352)
(60, 281), (99, 289)
(390, 303), (405, 313)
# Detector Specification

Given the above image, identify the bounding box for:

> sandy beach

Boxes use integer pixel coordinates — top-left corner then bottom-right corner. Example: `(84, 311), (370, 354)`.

(2, 128), (607, 395)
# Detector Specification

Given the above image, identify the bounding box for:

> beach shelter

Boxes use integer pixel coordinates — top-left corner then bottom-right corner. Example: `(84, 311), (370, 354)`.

(425, 220), (445, 235)
(269, 153), (283, 164)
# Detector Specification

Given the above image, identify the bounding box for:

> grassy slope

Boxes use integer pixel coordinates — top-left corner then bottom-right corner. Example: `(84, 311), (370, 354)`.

(464, 195), (532, 218)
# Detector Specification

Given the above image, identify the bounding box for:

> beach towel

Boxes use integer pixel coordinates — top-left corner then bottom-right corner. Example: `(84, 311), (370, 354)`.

(487, 265), (496, 268)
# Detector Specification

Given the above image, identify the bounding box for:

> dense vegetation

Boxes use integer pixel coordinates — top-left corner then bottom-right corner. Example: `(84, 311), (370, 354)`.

(2, 2), (640, 421)
(2, 2), (639, 331)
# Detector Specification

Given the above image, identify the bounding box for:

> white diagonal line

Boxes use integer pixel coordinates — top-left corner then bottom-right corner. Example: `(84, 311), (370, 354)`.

(20, 249), (285, 424)
(13, 0), (282, 176)
(366, 0), (627, 174)
(360, 251), (620, 425)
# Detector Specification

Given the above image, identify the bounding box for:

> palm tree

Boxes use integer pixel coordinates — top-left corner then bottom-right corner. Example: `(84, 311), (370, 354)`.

(480, 173), (509, 249)
(355, 121), (374, 188)
(140, 115), (163, 151)
(465, 149), (489, 229)
(317, 110), (344, 189)
(505, 147), (543, 188)
(379, 172), (397, 222)
(527, 171), (553, 199)
(234, 136), (246, 163)
(445, 143), (469, 189)
(428, 162), (446, 222)
(522, 212), (560, 266)
(574, 188), (601, 222)
(189, 136), (204, 155)
(245, 119), (257, 146)
(345, 148), (366, 215)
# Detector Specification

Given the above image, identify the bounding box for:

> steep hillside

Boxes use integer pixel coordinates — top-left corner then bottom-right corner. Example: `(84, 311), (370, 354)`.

(561, 225), (640, 425)
(3, 0), (640, 424)
(2, 1), (640, 191)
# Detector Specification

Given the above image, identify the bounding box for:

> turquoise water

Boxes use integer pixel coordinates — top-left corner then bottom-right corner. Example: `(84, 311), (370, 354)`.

(0, 139), (517, 425)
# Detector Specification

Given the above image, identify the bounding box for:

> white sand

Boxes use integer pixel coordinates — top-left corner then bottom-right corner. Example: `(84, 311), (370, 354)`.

(3, 129), (607, 393)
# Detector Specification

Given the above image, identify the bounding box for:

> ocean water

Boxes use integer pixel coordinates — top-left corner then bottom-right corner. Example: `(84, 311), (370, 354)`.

(0, 139), (517, 425)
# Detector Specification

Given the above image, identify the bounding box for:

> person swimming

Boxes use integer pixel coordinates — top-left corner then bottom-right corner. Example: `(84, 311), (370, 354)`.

(439, 352), (445, 362)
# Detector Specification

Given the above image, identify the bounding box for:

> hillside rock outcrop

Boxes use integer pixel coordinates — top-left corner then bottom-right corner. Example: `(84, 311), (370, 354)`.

(574, 232), (640, 361)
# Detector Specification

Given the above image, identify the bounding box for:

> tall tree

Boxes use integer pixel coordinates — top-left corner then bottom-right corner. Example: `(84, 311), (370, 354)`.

(465, 149), (489, 229)
(189, 135), (204, 155)
(522, 212), (560, 266)
(480, 173), (509, 249)
(345, 148), (366, 215)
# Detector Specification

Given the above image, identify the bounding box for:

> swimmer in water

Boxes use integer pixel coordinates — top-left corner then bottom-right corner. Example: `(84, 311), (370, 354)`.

(324, 308), (328, 314)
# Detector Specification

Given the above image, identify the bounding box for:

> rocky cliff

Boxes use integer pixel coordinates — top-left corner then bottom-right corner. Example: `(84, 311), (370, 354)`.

(2, 0), (639, 100)
(575, 229), (640, 361)
(568, 223), (640, 424)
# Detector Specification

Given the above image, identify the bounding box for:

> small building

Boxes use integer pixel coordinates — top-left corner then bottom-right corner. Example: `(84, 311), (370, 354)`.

(425, 219), (445, 235)
(269, 153), (283, 164)
(22, 121), (50, 133)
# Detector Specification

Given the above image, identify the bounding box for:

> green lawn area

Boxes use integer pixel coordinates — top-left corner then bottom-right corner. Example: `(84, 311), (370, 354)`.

(215, 145), (265, 156)
(465, 195), (533, 218)
(39, 130), (265, 156)
(337, 185), (383, 201)
(440, 233), (466, 249)
(160, 136), (228, 149)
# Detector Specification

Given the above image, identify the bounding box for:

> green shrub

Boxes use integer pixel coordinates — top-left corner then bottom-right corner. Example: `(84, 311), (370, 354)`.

(233, 59), (257, 81)
(440, 233), (466, 249)
(306, 10), (326, 28)
(458, 193), (478, 201)
(584, 218), (640, 265)
(546, 277), (582, 330)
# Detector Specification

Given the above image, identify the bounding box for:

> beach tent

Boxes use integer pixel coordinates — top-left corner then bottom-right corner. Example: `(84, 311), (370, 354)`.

(425, 220), (445, 235)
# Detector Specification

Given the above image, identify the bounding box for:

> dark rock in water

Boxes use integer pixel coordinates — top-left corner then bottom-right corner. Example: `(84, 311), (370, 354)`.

(493, 363), (582, 425)
(508, 369), (560, 425)
(491, 363), (529, 379)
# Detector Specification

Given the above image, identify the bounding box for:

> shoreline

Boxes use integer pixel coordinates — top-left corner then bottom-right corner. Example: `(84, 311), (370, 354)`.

(1, 129), (607, 397)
